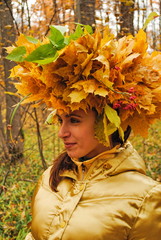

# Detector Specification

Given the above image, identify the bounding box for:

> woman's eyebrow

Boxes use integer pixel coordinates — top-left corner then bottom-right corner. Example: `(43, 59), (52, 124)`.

(56, 113), (82, 118)
(67, 113), (82, 118)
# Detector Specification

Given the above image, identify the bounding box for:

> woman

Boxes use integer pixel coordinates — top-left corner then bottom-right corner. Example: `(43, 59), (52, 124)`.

(7, 25), (161, 239)
(24, 108), (161, 240)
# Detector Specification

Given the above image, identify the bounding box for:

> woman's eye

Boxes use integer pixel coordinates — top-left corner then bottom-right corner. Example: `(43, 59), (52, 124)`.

(58, 118), (62, 124)
(70, 118), (80, 123)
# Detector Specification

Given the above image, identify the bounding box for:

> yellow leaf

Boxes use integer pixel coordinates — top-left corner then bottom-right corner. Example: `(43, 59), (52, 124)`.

(103, 113), (110, 145)
(81, 53), (94, 75)
(70, 81), (84, 91)
(122, 111), (149, 137)
(4, 91), (21, 98)
(121, 53), (140, 68)
(118, 127), (124, 141)
(133, 29), (147, 54)
(5, 46), (15, 54)
(16, 33), (41, 55)
(69, 89), (88, 103)
(4, 25), (13, 29)
(142, 12), (159, 30)
(152, 86), (161, 100)
(71, 79), (108, 96)
(45, 110), (57, 124)
(94, 87), (109, 97)
(116, 35), (134, 61)
(70, 100), (88, 112)
(103, 113), (117, 142)
(92, 55), (112, 87)
(92, 67), (113, 88)
(94, 54), (109, 65)
(49, 95), (69, 112)
(104, 104), (121, 128)
(94, 114), (110, 147)
(83, 81), (96, 93)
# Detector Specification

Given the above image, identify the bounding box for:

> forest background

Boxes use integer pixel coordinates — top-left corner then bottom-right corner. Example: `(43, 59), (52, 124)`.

(0, 0), (161, 239)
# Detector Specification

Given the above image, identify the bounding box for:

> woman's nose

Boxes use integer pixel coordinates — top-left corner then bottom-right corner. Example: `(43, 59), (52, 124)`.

(58, 123), (70, 138)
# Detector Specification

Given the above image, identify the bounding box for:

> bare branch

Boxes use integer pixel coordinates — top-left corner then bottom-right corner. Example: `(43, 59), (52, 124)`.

(34, 108), (48, 170)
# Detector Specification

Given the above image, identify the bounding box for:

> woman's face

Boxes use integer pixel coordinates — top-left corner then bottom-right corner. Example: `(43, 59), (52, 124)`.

(58, 109), (109, 159)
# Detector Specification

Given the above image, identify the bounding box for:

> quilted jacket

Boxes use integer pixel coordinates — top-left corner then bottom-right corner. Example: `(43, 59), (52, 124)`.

(25, 142), (161, 240)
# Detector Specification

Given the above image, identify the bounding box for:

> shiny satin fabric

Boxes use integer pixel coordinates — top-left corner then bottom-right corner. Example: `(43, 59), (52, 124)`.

(25, 142), (161, 240)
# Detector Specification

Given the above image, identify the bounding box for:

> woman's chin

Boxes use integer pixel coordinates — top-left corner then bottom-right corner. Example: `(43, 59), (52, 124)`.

(67, 151), (83, 159)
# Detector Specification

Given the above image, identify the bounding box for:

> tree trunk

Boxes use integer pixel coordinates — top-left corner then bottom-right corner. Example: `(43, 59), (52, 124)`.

(159, 0), (161, 49)
(0, 0), (24, 162)
(0, 103), (10, 160)
(75, 0), (96, 26)
(119, 0), (135, 37)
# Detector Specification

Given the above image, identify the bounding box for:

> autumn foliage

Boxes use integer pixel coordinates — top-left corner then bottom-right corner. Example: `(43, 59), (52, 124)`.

(7, 26), (161, 141)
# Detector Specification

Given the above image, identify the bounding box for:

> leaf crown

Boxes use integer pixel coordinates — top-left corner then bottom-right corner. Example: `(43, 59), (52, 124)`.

(6, 24), (161, 145)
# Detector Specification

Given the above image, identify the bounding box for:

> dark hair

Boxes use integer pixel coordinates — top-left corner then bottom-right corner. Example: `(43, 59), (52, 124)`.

(49, 151), (75, 192)
(49, 125), (131, 192)
(112, 125), (131, 146)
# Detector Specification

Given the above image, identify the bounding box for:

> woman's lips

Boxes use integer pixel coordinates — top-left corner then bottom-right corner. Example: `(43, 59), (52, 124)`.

(64, 142), (76, 149)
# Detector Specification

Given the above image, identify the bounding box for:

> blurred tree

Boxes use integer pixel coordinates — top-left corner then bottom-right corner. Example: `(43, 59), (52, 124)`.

(160, 0), (161, 49)
(0, 0), (24, 162)
(119, 0), (135, 36)
(75, 0), (96, 26)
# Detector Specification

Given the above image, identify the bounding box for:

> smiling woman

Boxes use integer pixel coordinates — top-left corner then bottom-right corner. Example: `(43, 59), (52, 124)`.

(7, 25), (161, 240)
(57, 109), (109, 159)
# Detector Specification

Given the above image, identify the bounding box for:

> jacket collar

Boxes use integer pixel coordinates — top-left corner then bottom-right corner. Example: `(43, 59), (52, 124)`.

(59, 142), (146, 181)
(72, 144), (121, 169)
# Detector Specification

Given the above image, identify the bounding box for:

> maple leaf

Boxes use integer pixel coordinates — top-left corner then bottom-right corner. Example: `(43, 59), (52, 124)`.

(81, 53), (94, 76)
(70, 100), (89, 112)
(152, 86), (161, 101)
(71, 83), (82, 93)
(122, 111), (150, 137)
(92, 54), (112, 86)
(92, 66), (113, 89)
(49, 95), (69, 112)
(94, 88), (109, 97)
(132, 29), (148, 55)
(68, 89), (88, 103)
(121, 53), (140, 69)
(115, 35), (134, 62)
(82, 59), (93, 77)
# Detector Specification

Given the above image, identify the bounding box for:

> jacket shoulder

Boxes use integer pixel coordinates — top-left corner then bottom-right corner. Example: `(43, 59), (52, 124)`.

(128, 182), (161, 239)
(37, 165), (52, 189)
(112, 170), (161, 198)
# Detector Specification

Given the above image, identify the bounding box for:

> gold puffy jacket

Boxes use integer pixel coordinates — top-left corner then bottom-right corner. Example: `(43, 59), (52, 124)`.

(25, 142), (161, 240)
